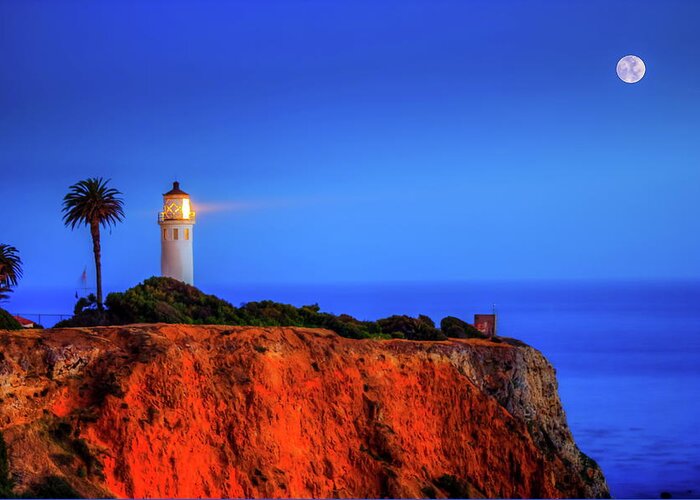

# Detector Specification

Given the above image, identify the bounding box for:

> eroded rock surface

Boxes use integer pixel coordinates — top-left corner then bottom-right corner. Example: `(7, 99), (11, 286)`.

(0, 325), (608, 498)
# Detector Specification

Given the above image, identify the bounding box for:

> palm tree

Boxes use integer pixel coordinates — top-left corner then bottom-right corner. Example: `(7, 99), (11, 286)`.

(62, 178), (124, 309)
(0, 244), (22, 301)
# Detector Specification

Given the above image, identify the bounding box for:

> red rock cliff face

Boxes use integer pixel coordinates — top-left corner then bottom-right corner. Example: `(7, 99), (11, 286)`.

(0, 325), (608, 498)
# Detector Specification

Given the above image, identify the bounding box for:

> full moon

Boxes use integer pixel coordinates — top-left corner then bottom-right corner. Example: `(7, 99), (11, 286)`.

(616, 55), (646, 83)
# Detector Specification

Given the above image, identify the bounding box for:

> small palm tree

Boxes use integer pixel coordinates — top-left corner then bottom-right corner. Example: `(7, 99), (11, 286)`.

(62, 178), (124, 309)
(0, 244), (22, 301)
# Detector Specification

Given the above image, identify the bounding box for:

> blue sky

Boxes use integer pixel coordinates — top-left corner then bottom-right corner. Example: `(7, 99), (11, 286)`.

(2, 0), (700, 298)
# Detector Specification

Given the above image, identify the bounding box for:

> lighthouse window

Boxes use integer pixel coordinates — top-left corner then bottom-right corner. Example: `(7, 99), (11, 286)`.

(173, 228), (179, 240)
(163, 228), (167, 240)
(185, 229), (190, 240)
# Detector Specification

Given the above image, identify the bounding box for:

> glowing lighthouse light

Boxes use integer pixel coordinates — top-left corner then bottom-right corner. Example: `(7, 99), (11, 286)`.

(182, 198), (191, 219)
(157, 181), (196, 285)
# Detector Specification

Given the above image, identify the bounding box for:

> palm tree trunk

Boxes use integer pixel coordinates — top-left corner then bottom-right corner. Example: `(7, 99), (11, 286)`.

(90, 220), (103, 310)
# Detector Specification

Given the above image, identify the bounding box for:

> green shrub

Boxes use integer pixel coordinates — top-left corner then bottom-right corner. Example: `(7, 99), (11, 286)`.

(0, 308), (21, 330)
(56, 277), (483, 344)
(100, 278), (386, 339)
(235, 301), (382, 339)
(0, 432), (13, 498)
(54, 295), (103, 328)
(26, 475), (81, 499)
(434, 474), (472, 498)
(376, 315), (446, 341)
(440, 316), (487, 339)
(105, 277), (237, 325)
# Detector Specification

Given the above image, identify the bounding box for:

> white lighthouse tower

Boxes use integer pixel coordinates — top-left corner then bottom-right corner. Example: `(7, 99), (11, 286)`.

(158, 181), (195, 285)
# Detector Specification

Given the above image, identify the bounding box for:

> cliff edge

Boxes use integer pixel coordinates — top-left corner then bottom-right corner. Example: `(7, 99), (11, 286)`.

(0, 325), (609, 498)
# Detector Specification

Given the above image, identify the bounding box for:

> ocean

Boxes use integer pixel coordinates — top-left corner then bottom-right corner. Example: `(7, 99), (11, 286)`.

(7, 280), (700, 498)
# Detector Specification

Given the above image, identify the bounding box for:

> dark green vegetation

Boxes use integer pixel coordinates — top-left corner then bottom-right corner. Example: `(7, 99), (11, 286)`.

(434, 474), (473, 498)
(0, 244), (23, 301)
(0, 432), (12, 498)
(421, 474), (476, 499)
(0, 308), (22, 330)
(376, 314), (445, 341)
(3, 434), (80, 499)
(440, 316), (487, 339)
(48, 420), (104, 482)
(62, 177), (125, 309)
(56, 277), (491, 341)
(24, 476), (82, 499)
(4, 418), (103, 499)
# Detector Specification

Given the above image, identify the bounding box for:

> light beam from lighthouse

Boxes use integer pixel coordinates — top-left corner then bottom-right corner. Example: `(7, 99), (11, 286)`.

(158, 181), (195, 285)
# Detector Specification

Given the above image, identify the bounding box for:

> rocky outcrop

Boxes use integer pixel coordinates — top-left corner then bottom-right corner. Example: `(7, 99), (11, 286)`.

(0, 325), (609, 498)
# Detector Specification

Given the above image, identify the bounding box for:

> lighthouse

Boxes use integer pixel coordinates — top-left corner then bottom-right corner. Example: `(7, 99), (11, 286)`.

(158, 181), (195, 285)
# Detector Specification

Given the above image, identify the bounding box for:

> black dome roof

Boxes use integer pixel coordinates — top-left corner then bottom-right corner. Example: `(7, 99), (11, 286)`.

(163, 181), (189, 197)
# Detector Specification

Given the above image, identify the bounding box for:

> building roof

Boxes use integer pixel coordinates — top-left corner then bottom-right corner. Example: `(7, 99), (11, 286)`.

(163, 181), (189, 197)
(13, 315), (34, 327)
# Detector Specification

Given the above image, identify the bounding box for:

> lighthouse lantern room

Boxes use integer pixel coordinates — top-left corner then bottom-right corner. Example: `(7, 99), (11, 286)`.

(158, 181), (195, 285)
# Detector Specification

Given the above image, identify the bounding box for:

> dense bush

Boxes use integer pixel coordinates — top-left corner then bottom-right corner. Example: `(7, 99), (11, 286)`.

(434, 474), (472, 499)
(0, 432), (12, 498)
(226, 301), (383, 339)
(0, 308), (21, 330)
(54, 295), (104, 327)
(440, 316), (487, 339)
(376, 314), (446, 341)
(26, 475), (81, 499)
(56, 277), (487, 343)
(105, 277), (239, 325)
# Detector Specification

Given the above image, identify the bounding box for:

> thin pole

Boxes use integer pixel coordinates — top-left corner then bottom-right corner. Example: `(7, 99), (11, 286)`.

(492, 303), (497, 337)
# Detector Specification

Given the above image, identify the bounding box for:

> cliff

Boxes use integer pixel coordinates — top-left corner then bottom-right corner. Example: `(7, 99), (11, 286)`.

(0, 325), (609, 498)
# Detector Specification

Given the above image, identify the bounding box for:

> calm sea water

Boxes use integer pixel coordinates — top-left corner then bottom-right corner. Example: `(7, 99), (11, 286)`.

(8, 280), (700, 498)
